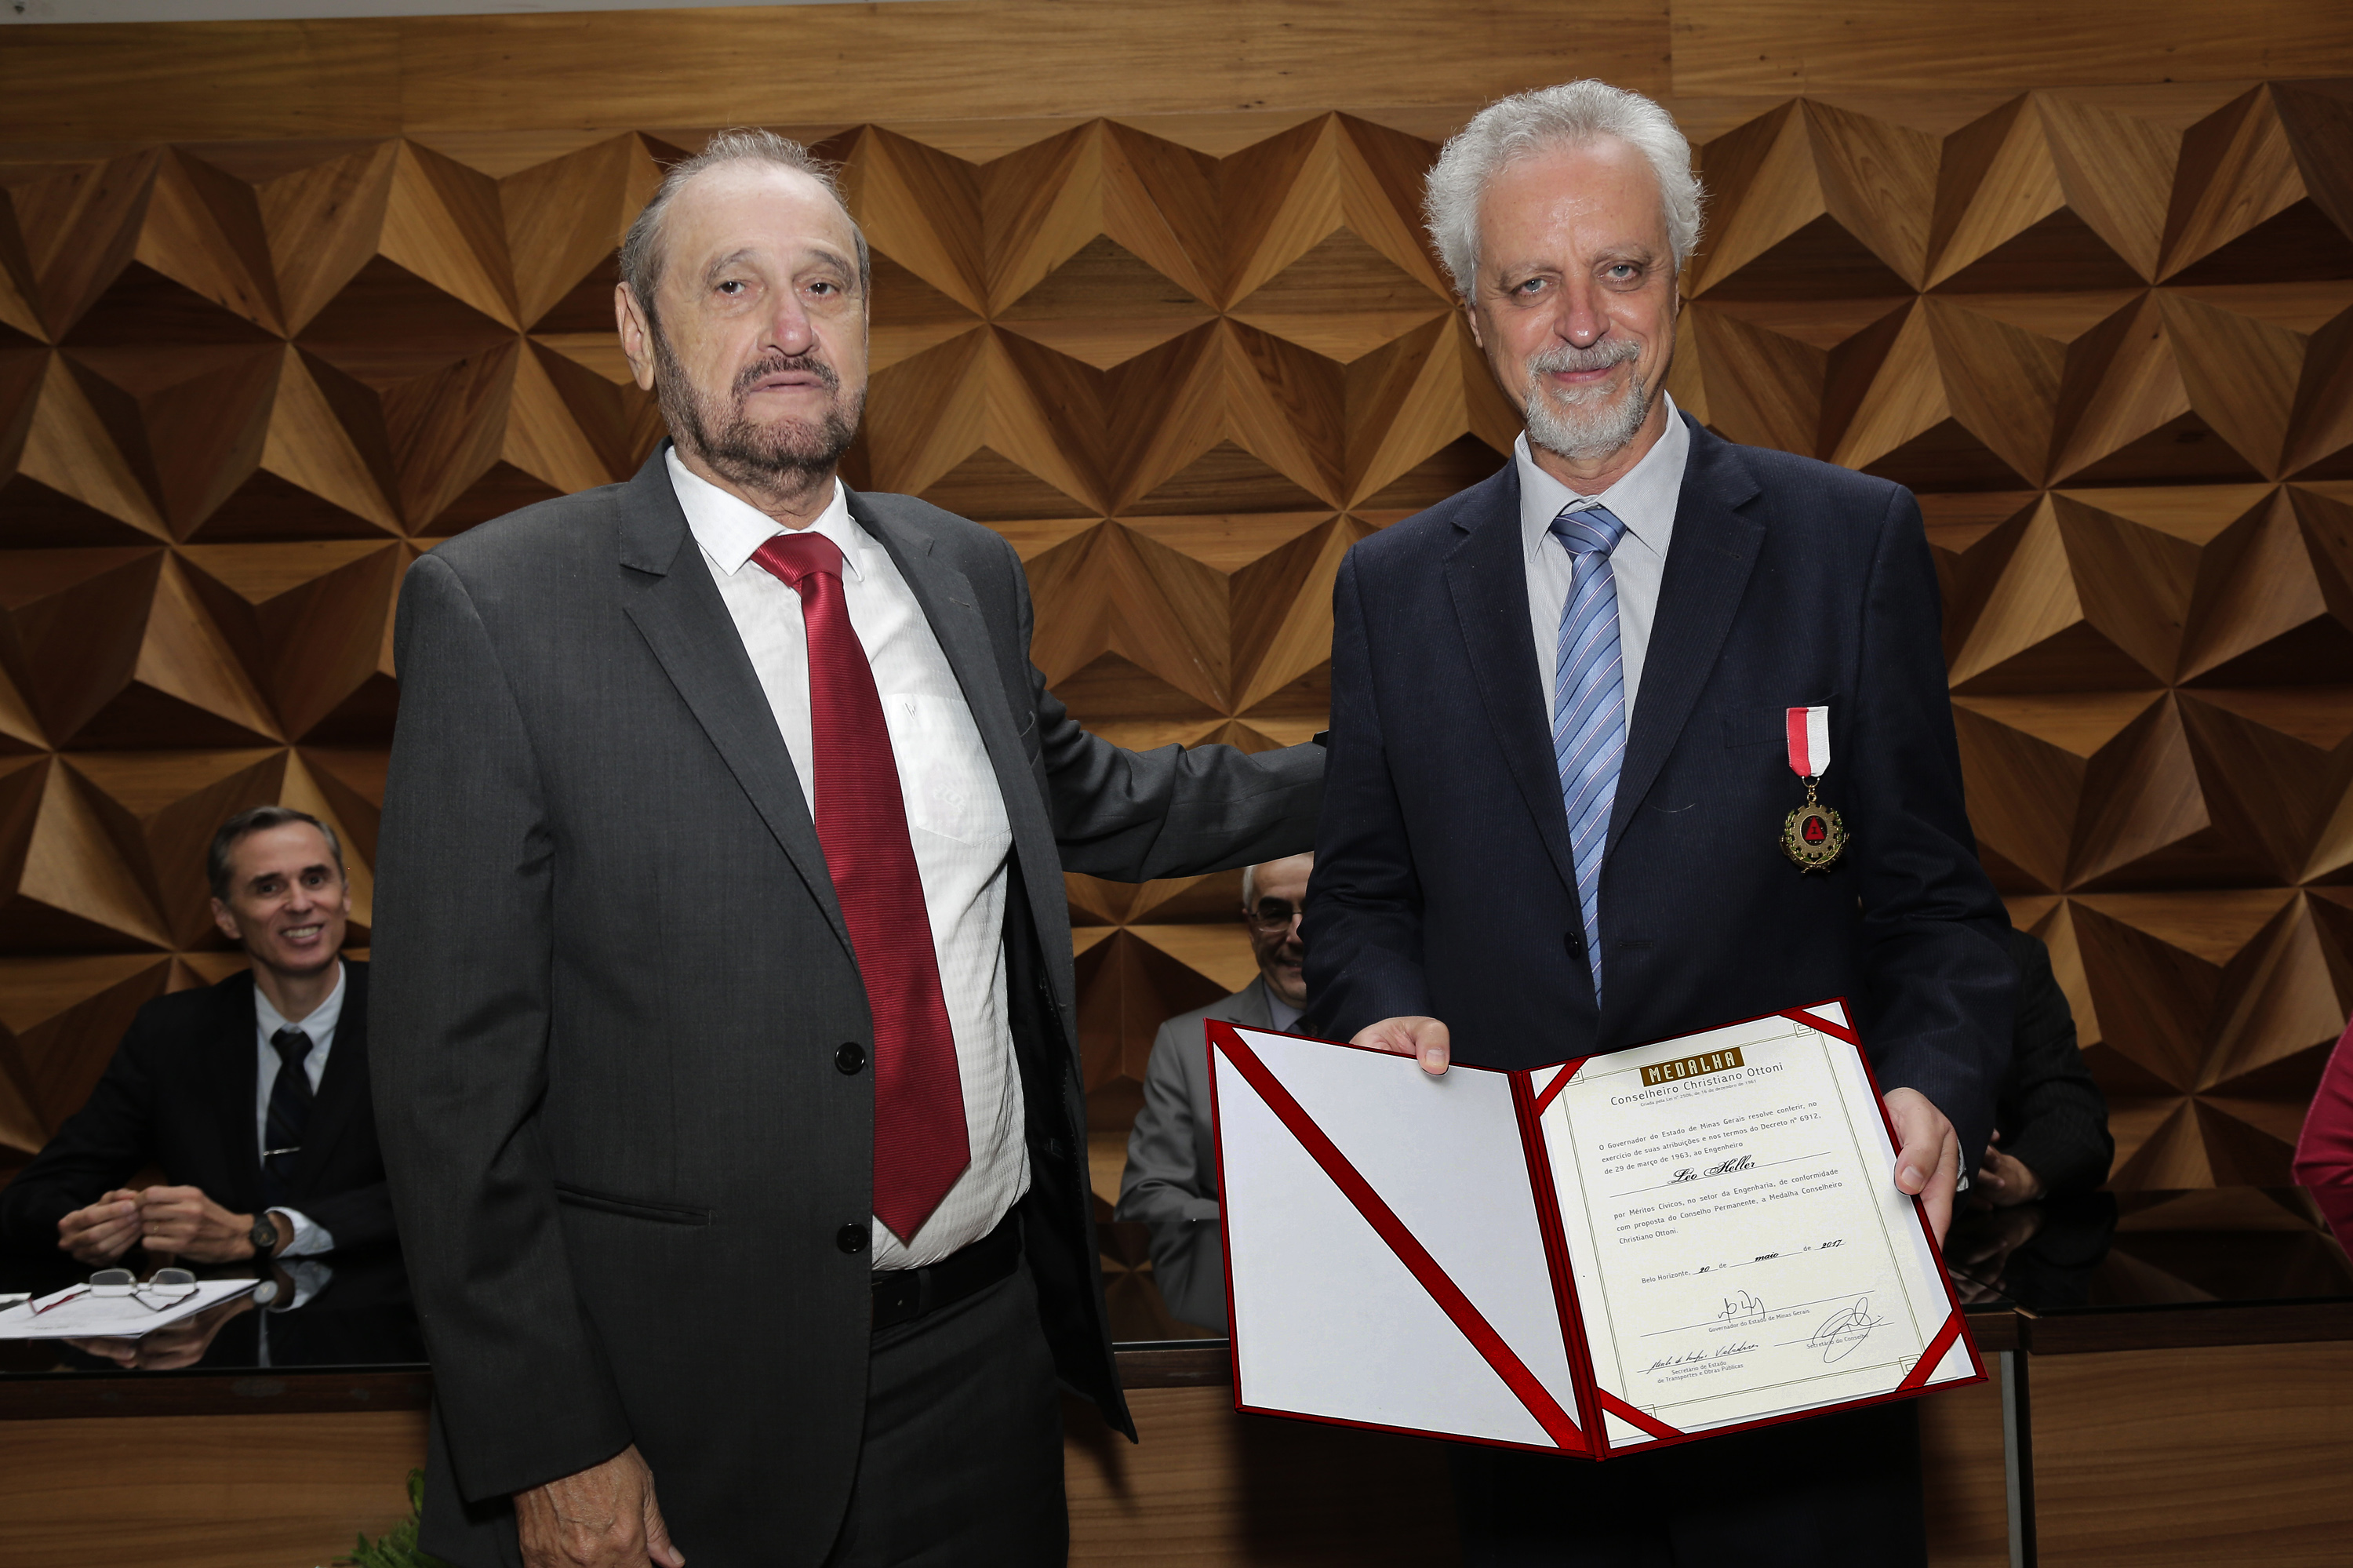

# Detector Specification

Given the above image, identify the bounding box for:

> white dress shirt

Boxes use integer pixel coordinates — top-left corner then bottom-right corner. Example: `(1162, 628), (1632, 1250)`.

(1266, 990), (1304, 1032)
(668, 450), (1024, 1269)
(252, 961), (347, 1258)
(1516, 394), (1691, 724)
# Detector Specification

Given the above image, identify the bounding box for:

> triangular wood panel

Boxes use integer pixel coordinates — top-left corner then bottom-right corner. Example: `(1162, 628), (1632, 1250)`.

(0, 90), (2347, 1202)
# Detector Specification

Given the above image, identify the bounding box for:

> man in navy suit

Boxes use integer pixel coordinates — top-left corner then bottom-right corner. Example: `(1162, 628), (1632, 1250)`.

(1301, 81), (2013, 1566)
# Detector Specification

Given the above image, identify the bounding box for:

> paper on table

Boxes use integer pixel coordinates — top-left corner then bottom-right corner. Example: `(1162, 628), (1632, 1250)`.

(0, 1279), (259, 1340)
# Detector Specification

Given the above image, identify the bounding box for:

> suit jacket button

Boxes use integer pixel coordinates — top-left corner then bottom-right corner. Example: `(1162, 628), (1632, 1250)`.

(1564, 930), (1584, 956)
(836, 1222), (869, 1255)
(835, 1042), (866, 1075)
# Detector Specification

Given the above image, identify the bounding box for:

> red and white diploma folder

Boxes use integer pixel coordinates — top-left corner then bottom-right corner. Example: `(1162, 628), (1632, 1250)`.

(1207, 1000), (1980, 1457)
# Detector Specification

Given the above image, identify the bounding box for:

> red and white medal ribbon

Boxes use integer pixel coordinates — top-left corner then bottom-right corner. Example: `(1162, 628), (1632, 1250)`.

(1784, 705), (1829, 780)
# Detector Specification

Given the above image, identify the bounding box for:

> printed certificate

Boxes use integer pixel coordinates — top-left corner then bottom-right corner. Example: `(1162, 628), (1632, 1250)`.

(1210, 999), (1977, 1458)
(1535, 1010), (1958, 1442)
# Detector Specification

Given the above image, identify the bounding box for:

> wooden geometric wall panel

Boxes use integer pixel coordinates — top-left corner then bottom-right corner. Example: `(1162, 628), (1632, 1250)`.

(1941, 484), (2352, 695)
(0, 86), (2348, 1213)
(1020, 510), (1369, 752)
(0, 952), (173, 1173)
(1926, 93), (2179, 292)
(2035, 891), (2353, 1188)
(176, 542), (404, 739)
(1688, 99), (1937, 299)
(65, 748), (288, 949)
(0, 757), (173, 954)
(2, 353), (171, 545)
(2162, 82), (2353, 286)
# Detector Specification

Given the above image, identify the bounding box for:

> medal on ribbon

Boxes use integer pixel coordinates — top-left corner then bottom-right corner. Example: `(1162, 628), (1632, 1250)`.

(1779, 705), (1846, 871)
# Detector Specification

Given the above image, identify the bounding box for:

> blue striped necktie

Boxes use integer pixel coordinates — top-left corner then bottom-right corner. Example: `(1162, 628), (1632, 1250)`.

(1549, 503), (1628, 1007)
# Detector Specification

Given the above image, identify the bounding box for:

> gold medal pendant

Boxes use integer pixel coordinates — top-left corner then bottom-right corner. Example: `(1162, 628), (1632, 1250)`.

(1780, 777), (1846, 871)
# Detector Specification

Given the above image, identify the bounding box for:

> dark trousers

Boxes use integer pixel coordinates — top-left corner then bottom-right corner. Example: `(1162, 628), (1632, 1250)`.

(1450, 1401), (1926, 1568)
(824, 1257), (1068, 1567)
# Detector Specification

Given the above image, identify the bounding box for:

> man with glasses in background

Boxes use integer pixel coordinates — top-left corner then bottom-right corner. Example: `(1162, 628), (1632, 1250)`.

(1115, 854), (1312, 1329)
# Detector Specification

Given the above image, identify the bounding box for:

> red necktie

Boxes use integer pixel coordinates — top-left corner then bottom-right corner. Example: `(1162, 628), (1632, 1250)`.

(751, 529), (969, 1243)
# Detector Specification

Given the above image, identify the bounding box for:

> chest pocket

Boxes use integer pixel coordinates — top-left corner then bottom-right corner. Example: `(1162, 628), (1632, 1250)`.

(884, 691), (1013, 852)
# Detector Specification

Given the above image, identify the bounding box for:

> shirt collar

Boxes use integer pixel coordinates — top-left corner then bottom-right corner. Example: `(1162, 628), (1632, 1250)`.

(1515, 391), (1689, 559)
(254, 959), (346, 1044)
(666, 446), (864, 582)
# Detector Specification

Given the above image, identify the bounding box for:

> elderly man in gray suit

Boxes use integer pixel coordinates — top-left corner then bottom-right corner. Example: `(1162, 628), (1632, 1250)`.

(371, 129), (1322, 1568)
(1115, 853), (1311, 1330)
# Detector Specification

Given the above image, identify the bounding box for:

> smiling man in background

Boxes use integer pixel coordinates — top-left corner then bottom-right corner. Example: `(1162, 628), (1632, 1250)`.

(0, 806), (393, 1275)
(1301, 82), (2013, 1566)
(372, 129), (1321, 1568)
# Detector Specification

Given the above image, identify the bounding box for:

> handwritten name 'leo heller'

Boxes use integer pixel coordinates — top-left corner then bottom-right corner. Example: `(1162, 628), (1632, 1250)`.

(1641, 1047), (1744, 1086)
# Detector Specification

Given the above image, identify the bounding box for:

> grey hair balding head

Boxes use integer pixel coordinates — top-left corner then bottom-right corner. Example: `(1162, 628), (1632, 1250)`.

(618, 127), (871, 327)
(1424, 81), (1705, 300)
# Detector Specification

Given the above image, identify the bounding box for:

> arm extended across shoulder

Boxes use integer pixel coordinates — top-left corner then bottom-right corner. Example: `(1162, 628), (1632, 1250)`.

(986, 530), (1324, 880)
(370, 551), (634, 1501)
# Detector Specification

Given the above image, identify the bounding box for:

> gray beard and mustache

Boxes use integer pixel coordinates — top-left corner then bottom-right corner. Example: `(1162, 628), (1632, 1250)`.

(653, 322), (864, 486)
(1520, 337), (1649, 462)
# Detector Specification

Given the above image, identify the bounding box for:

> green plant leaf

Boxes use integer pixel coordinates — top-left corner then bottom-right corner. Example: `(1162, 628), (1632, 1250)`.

(324, 1468), (452, 1568)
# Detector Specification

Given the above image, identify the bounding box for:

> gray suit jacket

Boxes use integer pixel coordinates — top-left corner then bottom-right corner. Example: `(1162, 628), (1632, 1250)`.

(1115, 977), (1275, 1228)
(370, 448), (1322, 1566)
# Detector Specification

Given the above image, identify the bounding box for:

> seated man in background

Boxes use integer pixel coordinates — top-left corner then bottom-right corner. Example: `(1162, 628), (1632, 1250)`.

(1974, 926), (2114, 1207)
(1947, 925), (2116, 1304)
(1118, 853), (1313, 1228)
(1116, 853), (1313, 1331)
(0, 806), (393, 1271)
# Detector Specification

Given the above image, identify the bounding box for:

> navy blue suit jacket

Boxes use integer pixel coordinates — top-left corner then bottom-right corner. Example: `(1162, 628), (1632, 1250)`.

(1302, 416), (2014, 1161)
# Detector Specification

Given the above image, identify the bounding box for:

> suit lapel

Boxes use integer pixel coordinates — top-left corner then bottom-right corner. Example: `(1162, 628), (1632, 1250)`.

(1443, 464), (1581, 902)
(1226, 978), (1273, 1030)
(847, 489), (1061, 895)
(613, 449), (855, 963)
(1606, 419), (1766, 853)
(290, 963), (365, 1194)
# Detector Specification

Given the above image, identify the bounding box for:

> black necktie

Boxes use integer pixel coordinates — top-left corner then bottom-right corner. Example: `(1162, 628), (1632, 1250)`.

(263, 1026), (315, 1207)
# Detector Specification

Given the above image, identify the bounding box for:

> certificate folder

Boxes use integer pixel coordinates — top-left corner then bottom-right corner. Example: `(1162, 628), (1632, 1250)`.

(1207, 1000), (1980, 1457)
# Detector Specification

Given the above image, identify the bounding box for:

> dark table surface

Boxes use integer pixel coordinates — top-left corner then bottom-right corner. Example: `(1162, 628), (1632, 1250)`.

(0, 1242), (423, 1378)
(1, 1186), (2345, 1410)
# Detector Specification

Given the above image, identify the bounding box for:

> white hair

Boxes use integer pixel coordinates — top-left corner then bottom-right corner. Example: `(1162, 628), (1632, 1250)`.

(1424, 80), (1706, 299)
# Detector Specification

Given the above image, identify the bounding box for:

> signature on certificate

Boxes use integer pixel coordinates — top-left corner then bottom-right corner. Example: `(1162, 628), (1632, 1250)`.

(1809, 1296), (1886, 1362)
(1715, 1290), (1765, 1325)
(1645, 1340), (1758, 1373)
